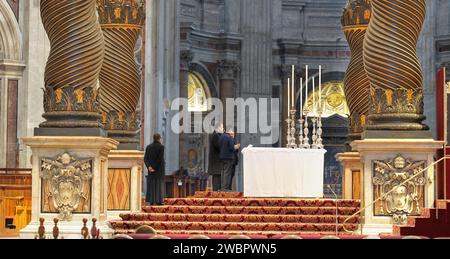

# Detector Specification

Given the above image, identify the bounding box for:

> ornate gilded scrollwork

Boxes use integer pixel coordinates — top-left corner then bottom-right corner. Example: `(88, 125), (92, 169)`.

(40, 0), (105, 129)
(368, 88), (427, 131)
(341, 0), (371, 141)
(97, 0), (145, 145)
(41, 153), (93, 221)
(43, 86), (101, 128)
(373, 155), (426, 225)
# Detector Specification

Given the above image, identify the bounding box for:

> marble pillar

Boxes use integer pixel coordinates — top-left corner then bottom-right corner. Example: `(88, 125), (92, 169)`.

(179, 50), (193, 169)
(218, 60), (240, 127)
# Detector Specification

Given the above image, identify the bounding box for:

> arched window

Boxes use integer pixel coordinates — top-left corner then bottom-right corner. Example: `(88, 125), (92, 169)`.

(304, 81), (350, 118)
(188, 72), (210, 112)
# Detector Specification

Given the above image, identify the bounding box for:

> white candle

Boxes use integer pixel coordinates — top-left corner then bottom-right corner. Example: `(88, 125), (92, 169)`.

(292, 65), (295, 109)
(287, 78), (291, 113)
(312, 76), (316, 116)
(319, 65), (322, 112)
(305, 65), (309, 116)
(300, 78), (303, 116)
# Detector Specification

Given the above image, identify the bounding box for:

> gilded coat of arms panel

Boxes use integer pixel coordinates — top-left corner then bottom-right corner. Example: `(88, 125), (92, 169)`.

(40, 153), (93, 221)
(372, 155), (426, 225)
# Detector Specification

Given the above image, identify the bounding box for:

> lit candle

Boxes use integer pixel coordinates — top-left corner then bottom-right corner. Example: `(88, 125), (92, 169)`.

(287, 78), (291, 113)
(319, 65), (322, 113)
(292, 65), (295, 109)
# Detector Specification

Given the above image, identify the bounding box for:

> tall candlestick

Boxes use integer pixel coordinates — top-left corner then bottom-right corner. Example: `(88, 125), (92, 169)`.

(291, 65), (295, 109)
(319, 65), (322, 112)
(287, 78), (291, 112)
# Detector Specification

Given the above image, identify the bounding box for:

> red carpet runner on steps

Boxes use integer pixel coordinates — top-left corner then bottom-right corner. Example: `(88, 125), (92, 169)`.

(394, 200), (450, 238)
(110, 192), (361, 237)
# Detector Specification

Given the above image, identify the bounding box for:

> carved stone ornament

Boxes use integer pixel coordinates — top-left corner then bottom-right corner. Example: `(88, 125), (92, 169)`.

(180, 50), (194, 71)
(218, 60), (241, 80)
(40, 153), (93, 221)
(372, 155), (426, 225)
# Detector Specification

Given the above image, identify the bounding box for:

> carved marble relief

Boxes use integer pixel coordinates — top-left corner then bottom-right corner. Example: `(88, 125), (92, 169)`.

(373, 155), (426, 225)
(40, 153), (93, 221)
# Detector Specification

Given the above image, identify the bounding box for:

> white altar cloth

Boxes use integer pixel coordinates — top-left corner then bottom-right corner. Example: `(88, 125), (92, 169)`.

(242, 147), (326, 198)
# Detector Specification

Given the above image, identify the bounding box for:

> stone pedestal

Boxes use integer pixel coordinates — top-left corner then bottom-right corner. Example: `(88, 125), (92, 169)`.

(107, 150), (144, 220)
(352, 139), (444, 235)
(336, 152), (363, 200)
(20, 137), (118, 239)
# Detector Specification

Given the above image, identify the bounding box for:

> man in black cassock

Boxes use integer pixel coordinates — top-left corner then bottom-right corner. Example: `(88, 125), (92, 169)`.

(208, 124), (223, 191)
(144, 133), (166, 205)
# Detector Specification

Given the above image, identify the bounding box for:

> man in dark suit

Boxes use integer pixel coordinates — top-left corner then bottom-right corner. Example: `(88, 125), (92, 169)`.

(144, 133), (166, 205)
(219, 127), (240, 192)
(208, 124), (223, 191)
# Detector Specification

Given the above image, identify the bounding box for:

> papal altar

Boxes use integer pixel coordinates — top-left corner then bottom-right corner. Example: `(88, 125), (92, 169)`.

(242, 147), (326, 198)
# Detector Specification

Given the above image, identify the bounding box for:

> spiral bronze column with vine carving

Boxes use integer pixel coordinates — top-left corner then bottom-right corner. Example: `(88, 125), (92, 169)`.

(97, 0), (145, 148)
(38, 0), (105, 135)
(363, 0), (429, 135)
(341, 0), (372, 144)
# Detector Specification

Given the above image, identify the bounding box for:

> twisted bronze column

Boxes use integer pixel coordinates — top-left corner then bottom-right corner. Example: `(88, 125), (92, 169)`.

(39, 0), (105, 131)
(363, 0), (429, 133)
(97, 0), (145, 148)
(341, 0), (372, 143)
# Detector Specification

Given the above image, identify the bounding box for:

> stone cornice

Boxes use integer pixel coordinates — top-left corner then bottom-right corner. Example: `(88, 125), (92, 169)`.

(0, 60), (26, 77)
(183, 28), (243, 53)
